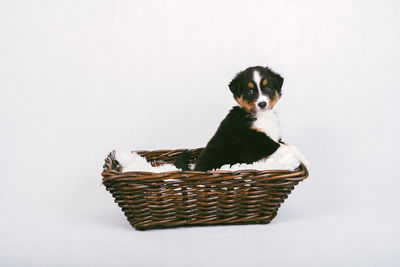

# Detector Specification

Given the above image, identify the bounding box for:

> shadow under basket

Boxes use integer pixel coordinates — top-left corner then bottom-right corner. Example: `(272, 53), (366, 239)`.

(102, 148), (309, 231)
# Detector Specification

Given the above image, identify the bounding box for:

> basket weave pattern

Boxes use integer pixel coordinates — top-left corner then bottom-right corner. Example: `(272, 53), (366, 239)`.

(102, 148), (308, 230)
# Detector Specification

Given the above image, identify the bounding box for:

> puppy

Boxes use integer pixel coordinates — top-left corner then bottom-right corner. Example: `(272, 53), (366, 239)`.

(193, 66), (284, 171)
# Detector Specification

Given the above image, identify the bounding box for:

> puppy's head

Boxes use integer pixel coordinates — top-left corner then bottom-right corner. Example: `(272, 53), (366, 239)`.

(229, 66), (283, 113)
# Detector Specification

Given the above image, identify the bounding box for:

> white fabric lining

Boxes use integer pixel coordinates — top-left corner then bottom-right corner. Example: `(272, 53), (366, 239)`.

(115, 144), (309, 174)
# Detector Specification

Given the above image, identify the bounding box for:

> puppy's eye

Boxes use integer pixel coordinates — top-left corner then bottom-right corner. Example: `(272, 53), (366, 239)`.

(265, 87), (271, 91)
(248, 89), (254, 95)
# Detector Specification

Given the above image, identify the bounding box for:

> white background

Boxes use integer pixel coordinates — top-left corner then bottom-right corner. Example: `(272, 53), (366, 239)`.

(1, 0), (399, 266)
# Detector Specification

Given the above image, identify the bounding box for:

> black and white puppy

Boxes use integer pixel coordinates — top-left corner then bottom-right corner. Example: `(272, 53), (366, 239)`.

(193, 66), (284, 171)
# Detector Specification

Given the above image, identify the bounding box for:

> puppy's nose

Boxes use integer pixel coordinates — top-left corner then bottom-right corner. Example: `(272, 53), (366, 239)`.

(258, 101), (267, 109)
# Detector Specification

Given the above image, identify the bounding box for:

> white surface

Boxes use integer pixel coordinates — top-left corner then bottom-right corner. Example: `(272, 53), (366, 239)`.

(1, 0), (400, 266)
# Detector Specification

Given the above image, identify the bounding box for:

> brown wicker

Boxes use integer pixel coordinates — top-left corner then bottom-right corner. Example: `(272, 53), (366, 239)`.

(102, 148), (309, 230)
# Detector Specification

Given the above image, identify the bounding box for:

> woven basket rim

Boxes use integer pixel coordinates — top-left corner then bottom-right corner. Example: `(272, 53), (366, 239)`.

(102, 149), (309, 182)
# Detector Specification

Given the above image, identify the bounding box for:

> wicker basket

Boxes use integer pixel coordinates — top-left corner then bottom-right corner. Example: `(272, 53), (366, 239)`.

(102, 148), (309, 230)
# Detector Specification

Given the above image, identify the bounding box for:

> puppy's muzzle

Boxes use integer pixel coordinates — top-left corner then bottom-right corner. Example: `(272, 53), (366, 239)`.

(258, 102), (267, 109)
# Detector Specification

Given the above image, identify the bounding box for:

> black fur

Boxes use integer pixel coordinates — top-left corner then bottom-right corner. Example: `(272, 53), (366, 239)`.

(194, 107), (280, 171)
(194, 66), (284, 171)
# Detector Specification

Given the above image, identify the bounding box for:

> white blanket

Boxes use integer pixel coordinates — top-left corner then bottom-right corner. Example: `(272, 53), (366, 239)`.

(115, 144), (309, 173)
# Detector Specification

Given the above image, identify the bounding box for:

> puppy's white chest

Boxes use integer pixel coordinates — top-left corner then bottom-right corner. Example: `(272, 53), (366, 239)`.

(252, 110), (282, 142)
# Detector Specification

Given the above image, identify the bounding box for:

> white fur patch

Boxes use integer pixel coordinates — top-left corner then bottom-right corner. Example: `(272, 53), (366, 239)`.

(253, 70), (262, 91)
(252, 109), (282, 142)
(253, 70), (270, 109)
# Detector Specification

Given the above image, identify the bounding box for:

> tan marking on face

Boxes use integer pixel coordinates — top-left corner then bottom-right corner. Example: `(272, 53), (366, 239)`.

(248, 82), (254, 88)
(262, 79), (268, 86)
(268, 91), (280, 108)
(236, 96), (256, 113)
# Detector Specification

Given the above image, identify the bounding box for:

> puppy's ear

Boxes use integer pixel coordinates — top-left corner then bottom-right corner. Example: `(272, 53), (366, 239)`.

(273, 73), (284, 94)
(228, 77), (241, 97)
(264, 66), (284, 93)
